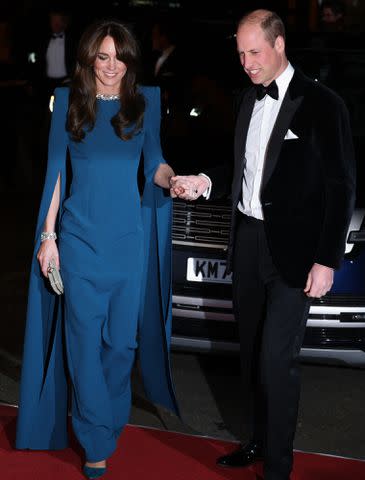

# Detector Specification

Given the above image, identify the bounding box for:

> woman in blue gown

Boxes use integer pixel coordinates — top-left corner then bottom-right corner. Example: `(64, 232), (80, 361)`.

(16, 19), (181, 479)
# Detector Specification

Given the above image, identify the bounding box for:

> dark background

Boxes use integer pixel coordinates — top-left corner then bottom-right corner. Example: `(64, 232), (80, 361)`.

(0, 0), (364, 463)
(1, 0), (364, 382)
(0, 0), (364, 370)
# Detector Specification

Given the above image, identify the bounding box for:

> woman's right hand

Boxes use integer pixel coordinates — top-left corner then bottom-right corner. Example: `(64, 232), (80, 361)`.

(37, 240), (60, 277)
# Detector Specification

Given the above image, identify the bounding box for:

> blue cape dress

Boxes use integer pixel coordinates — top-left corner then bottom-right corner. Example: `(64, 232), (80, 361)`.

(15, 86), (179, 450)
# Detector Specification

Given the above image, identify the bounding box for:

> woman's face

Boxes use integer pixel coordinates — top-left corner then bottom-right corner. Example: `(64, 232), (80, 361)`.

(94, 35), (127, 94)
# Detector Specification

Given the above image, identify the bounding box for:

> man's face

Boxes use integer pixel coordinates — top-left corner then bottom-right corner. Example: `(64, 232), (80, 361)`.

(322, 7), (341, 24)
(50, 14), (67, 34)
(236, 23), (285, 86)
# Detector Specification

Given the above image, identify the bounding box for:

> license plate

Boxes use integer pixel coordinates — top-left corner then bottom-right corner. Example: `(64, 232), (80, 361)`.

(186, 257), (232, 284)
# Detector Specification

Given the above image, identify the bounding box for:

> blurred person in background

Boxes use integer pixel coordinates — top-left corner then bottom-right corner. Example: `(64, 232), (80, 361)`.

(23, 8), (78, 190)
(320, 0), (346, 32)
(146, 15), (185, 118)
(28, 7), (77, 106)
(141, 15), (189, 175)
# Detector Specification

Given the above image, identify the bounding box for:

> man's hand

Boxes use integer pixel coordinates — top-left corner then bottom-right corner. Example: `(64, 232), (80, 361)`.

(169, 175), (184, 198)
(304, 263), (334, 298)
(170, 175), (210, 201)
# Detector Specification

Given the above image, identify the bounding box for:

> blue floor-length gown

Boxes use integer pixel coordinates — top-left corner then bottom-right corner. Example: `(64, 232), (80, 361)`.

(15, 86), (179, 461)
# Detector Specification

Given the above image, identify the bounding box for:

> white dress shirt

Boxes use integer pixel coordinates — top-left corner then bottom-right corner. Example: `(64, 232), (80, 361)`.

(46, 33), (67, 79)
(237, 63), (294, 220)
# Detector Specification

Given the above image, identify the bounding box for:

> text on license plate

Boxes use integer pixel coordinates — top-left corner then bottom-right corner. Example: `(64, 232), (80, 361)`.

(186, 257), (232, 284)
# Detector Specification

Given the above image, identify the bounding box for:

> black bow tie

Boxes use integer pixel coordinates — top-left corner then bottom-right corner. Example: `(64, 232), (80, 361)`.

(255, 80), (279, 101)
(52, 33), (64, 39)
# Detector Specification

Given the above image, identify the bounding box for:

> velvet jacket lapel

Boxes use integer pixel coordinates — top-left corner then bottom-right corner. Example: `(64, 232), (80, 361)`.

(232, 88), (256, 204)
(261, 71), (304, 190)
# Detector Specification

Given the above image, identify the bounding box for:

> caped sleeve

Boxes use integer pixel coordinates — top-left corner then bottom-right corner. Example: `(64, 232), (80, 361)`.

(138, 178), (179, 416)
(33, 87), (69, 245)
(15, 87), (70, 451)
(142, 86), (166, 182)
(137, 88), (179, 416)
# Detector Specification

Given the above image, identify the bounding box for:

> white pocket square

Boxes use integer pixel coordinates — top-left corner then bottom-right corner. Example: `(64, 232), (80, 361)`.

(284, 129), (299, 140)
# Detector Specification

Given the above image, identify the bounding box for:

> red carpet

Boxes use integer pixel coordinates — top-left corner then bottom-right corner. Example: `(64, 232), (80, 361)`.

(1, 404), (364, 479)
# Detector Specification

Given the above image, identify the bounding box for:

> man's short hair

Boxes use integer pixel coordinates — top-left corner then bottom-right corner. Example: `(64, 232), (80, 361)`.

(238, 10), (286, 47)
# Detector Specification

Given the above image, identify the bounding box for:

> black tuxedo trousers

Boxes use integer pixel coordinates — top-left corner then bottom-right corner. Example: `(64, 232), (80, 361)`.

(233, 213), (311, 480)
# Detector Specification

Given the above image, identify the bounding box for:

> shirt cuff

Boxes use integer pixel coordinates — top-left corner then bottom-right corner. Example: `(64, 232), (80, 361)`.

(198, 173), (212, 200)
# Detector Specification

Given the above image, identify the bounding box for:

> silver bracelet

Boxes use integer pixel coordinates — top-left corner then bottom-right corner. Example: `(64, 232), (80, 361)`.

(41, 231), (57, 242)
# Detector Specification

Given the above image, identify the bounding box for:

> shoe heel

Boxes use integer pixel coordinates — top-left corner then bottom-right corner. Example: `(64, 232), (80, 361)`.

(83, 465), (107, 479)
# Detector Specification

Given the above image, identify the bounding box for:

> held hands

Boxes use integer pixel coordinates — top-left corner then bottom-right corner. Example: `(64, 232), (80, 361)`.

(37, 240), (60, 278)
(169, 175), (210, 201)
(304, 263), (334, 298)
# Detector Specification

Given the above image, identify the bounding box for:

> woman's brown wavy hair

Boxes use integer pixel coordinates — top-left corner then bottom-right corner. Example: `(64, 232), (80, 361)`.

(67, 19), (145, 142)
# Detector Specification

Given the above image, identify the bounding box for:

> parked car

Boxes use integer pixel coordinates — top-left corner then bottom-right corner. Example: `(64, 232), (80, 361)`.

(169, 32), (365, 367)
(171, 199), (365, 367)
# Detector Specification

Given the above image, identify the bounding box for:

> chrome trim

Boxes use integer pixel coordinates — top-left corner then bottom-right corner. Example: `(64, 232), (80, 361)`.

(172, 308), (234, 322)
(172, 240), (227, 250)
(345, 209), (365, 253)
(173, 295), (231, 308)
(171, 336), (239, 352)
(173, 202), (231, 214)
(171, 336), (365, 367)
(172, 206), (364, 253)
(172, 296), (365, 326)
(310, 306), (365, 314)
(172, 309), (365, 327)
(300, 348), (365, 368)
(172, 295), (234, 322)
(307, 319), (365, 328)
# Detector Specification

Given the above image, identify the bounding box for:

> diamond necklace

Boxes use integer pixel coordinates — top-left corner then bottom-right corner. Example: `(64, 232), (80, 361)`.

(96, 93), (120, 101)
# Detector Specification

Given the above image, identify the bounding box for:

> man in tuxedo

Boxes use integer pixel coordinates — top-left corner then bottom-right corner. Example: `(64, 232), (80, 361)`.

(147, 17), (185, 118)
(151, 18), (180, 87)
(170, 9), (355, 480)
(30, 8), (76, 106)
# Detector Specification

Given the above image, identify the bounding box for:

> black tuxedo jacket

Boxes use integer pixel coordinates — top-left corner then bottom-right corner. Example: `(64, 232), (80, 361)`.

(209, 69), (356, 287)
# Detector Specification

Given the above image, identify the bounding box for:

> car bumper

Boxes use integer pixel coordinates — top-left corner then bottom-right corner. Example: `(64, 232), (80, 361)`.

(171, 294), (365, 368)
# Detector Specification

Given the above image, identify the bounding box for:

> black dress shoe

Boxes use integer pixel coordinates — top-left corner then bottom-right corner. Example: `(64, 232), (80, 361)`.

(217, 441), (263, 468)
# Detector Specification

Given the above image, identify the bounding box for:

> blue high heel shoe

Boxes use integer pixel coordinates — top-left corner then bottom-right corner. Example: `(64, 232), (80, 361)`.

(83, 464), (107, 479)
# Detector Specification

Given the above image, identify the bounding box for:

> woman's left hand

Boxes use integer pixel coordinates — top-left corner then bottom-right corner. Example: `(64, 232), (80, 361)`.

(169, 176), (185, 198)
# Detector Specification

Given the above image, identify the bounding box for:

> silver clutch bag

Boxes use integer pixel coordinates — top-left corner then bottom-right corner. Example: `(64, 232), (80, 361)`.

(47, 259), (64, 295)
